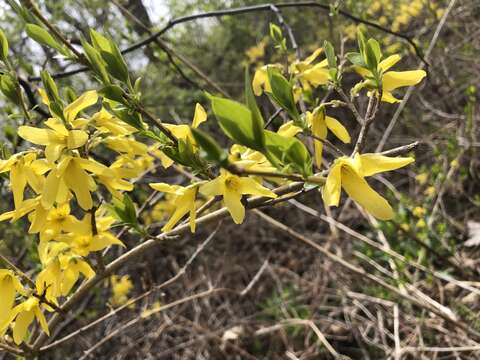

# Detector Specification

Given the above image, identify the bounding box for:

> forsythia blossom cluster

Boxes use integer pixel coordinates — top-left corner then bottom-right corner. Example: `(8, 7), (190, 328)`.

(0, 23), (425, 350)
(0, 90), (154, 343)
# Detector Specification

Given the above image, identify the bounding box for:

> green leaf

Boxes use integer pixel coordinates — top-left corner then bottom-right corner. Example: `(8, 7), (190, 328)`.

(367, 38), (382, 64)
(0, 74), (19, 104)
(0, 29), (9, 61)
(122, 193), (137, 225)
(40, 70), (64, 118)
(63, 86), (77, 104)
(90, 30), (129, 83)
(25, 24), (67, 56)
(323, 40), (337, 69)
(81, 36), (110, 84)
(210, 95), (265, 151)
(40, 70), (61, 104)
(266, 68), (299, 121)
(99, 85), (127, 104)
(191, 128), (228, 166)
(108, 105), (144, 130)
(269, 23), (283, 43)
(364, 39), (378, 74)
(345, 52), (365, 67)
(357, 29), (367, 57)
(162, 138), (205, 171)
(264, 130), (312, 176)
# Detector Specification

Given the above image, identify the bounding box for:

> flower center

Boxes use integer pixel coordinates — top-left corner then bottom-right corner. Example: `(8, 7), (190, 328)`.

(225, 176), (240, 192)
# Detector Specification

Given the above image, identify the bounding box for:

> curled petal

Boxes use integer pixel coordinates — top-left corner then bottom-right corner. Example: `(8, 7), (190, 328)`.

(382, 70), (427, 92)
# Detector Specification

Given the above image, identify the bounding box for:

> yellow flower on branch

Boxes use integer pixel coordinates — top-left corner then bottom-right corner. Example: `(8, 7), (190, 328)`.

(322, 153), (414, 220)
(291, 48), (331, 90)
(42, 155), (114, 210)
(200, 170), (277, 224)
(36, 249), (95, 301)
(354, 54), (426, 103)
(110, 275), (133, 306)
(92, 108), (136, 136)
(229, 144), (276, 173)
(18, 118), (89, 163)
(28, 203), (77, 241)
(6, 296), (49, 344)
(149, 182), (198, 233)
(0, 152), (44, 209)
(252, 64), (283, 96)
(56, 213), (124, 256)
(0, 270), (26, 329)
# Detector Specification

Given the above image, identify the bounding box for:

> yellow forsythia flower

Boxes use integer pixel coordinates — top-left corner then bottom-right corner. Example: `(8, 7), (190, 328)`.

(149, 183), (199, 233)
(0, 152), (44, 208)
(110, 275), (133, 306)
(6, 296), (49, 344)
(0, 270), (26, 330)
(415, 172), (428, 185)
(355, 54), (426, 103)
(200, 170), (277, 224)
(322, 153), (414, 220)
(412, 206), (426, 217)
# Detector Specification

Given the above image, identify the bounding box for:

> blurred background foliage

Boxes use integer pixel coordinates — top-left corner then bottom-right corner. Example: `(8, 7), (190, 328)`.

(0, 0), (479, 358)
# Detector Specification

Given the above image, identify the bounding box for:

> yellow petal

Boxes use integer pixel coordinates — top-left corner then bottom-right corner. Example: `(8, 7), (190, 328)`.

(252, 68), (267, 96)
(42, 170), (61, 209)
(314, 139), (323, 169)
(60, 267), (78, 296)
(76, 158), (113, 177)
(13, 309), (34, 344)
(322, 162), (342, 207)
(162, 203), (188, 232)
(308, 111), (327, 140)
(91, 233), (124, 251)
(28, 203), (48, 233)
(38, 88), (50, 107)
(76, 260), (96, 279)
(341, 168), (394, 220)
(64, 90), (98, 123)
(199, 177), (222, 197)
(325, 116), (351, 143)
(10, 164), (27, 209)
(381, 91), (400, 103)
(301, 66), (329, 87)
(303, 48), (323, 64)
(45, 118), (69, 136)
(224, 188), (245, 224)
(239, 177), (277, 198)
(359, 154), (414, 176)
(18, 127), (57, 145)
(0, 275), (16, 325)
(63, 162), (93, 210)
(34, 307), (49, 335)
(354, 66), (371, 78)
(156, 150), (174, 169)
(378, 54), (401, 72)
(277, 121), (302, 138)
(191, 103), (207, 128)
(150, 183), (180, 194)
(46, 143), (66, 163)
(66, 130), (88, 149)
(382, 70), (427, 92)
